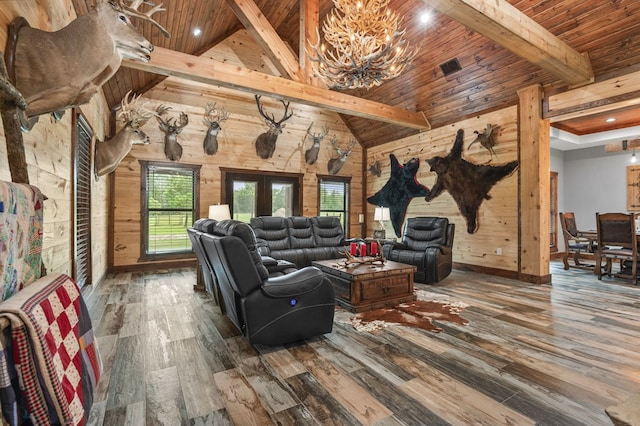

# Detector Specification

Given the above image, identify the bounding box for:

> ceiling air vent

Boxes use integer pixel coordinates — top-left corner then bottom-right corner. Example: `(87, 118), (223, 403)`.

(439, 58), (462, 77)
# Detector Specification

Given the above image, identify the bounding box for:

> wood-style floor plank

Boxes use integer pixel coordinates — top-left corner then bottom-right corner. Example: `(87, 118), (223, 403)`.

(84, 263), (640, 425)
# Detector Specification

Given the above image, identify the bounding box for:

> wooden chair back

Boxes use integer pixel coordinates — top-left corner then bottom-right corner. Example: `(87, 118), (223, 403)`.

(560, 212), (579, 239)
(559, 212), (592, 270)
(597, 212), (637, 249)
(595, 212), (638, 284)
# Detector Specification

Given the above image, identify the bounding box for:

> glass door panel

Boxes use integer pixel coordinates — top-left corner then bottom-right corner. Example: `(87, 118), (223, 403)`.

(272, 182), (293, 216)
(232, 181), (257, 222)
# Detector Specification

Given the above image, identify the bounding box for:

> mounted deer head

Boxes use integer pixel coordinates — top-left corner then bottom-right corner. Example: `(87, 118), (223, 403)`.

(94, 91), (152, 176)
(4, 0), (169, 130)
(327, 137), (357, 175)
(304, 122), (329, 165)
(202, 102), (230, 155)
(155, 105), (189, 161)
(254, 95), (293, 159)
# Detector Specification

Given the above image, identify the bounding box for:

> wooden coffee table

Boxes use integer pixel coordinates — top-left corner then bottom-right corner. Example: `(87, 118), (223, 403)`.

(312, 259), (416, 313)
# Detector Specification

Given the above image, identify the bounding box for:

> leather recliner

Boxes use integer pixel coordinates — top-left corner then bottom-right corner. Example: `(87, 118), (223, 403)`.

(198, 219), (335, 345)
(383, 217), (455, 284)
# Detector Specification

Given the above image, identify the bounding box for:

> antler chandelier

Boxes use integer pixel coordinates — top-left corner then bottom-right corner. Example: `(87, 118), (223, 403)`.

(308, 0), (418, 90)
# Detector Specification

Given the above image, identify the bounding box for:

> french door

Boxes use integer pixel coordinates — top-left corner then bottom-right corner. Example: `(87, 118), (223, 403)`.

(222, 170), (302, 221)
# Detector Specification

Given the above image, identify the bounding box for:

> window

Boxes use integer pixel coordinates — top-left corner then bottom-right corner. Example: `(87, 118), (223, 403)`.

(318, 176), (350, 235)
(73, 111), (92, 287)
(222, 169), (301, 221)
(140, 161), (200, 259)
(550, 171), (558, 253)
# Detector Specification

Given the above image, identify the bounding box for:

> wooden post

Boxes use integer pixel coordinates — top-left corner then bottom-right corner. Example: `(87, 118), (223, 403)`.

(518, 84), (551, 283)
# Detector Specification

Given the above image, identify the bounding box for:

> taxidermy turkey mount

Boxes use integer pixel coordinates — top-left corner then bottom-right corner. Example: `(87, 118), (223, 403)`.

(425, 129), (518, 234)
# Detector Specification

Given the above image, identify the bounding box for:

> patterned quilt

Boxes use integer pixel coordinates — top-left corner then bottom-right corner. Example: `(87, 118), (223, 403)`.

(0, 273), (101, 425)
(0, 182), (44, 301)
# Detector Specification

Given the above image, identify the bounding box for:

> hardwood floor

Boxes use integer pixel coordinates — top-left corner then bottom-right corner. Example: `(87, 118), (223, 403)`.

(83, 262), (640, 425)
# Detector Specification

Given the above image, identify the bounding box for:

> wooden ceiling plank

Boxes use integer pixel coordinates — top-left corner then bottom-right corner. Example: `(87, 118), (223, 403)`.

(123, 47), (430, 129)
(224, 0), (303, 82)
(422, 0), (594, 87)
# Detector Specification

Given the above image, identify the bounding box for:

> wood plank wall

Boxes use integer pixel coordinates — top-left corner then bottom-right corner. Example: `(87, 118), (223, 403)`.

(366, 107), (520, 273)
(111, 31), (363, 268)
(0, 0), (109, 282)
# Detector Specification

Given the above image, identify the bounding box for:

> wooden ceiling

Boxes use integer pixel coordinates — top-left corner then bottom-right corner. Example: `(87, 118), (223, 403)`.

(70, 0), (640, 147)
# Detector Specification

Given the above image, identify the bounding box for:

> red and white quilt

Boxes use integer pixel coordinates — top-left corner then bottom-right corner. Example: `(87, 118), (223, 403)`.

(0, 273), (101, 425)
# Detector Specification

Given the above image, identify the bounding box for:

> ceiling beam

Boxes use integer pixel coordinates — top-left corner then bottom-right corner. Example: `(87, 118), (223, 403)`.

(300, 0), (322, 86)
(123, 47), (430, 129)
(423, 0), (594, 87)
(224, 0), (303, 81)
(605, 138), (640, 152)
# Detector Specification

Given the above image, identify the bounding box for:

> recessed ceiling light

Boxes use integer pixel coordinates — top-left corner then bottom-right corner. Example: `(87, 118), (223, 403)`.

(193, 27), (202, 37)
(606, 117), (616, 123)
(420, 11), (432, 24)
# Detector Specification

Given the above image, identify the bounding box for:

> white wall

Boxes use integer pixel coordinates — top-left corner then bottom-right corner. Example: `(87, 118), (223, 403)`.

(562, 145), (632, 232)
(551, 148), (565, 251)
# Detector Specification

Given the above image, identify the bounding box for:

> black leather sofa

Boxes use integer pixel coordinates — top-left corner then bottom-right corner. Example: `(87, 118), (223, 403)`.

(250, 216), (350, 268)
(195, 219), (335, 345)
(383, 217), (455, 284)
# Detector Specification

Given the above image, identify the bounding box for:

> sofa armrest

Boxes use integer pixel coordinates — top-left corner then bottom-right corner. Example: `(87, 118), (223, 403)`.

(438, 245), (452, 256)
(425, 245), (452, 258)
(262, 266), (325, 297)
(386, 241), (408, 250)
(424, 245), (453, 283)
(261, 255), (278, 266)
(255, 238), (271, 256)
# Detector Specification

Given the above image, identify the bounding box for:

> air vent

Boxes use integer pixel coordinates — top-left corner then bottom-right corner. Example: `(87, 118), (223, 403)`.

(439, 58), (462, 77)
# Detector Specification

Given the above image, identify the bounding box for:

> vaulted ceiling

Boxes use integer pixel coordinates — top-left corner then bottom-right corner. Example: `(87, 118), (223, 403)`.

(71, 0), (640, 148)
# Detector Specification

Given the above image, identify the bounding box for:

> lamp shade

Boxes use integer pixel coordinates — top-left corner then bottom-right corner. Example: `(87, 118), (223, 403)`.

(208, 204), (231, 221)
(374, 207), (390, 221)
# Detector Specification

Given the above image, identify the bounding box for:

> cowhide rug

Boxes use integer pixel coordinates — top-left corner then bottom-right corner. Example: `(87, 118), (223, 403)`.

(335, 290), (469, 333)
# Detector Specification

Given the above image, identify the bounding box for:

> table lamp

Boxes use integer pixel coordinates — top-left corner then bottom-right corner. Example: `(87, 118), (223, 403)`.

(373, 206), (390, 239)
(208, 204), (231, 221)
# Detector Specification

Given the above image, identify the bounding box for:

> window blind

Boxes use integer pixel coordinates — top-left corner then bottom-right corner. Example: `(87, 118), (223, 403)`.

(74, 113), (92, 288)
(144, 164), (197, 255)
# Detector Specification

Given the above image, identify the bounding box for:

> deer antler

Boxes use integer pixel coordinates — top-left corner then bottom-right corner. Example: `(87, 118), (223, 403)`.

(154, 105), (189, 131)
(119, 0), (171, 38)
(155, 104), (172, 117)
(330, 136), (357, 154)
(118, 90), (153, 128)
(346, 138), (358, 153)
(329, 135), (340, 152)
(255, 95), (293, 128)
(306, 122), (329, 140)
(276, 100), (293, 125)
(203, 102), (230, 125)
(176, 112), (189, 130)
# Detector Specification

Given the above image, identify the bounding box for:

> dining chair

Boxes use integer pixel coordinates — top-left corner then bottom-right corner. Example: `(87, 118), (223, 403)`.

(559, 212), (593, 270)
(595, 212), (638, 285)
